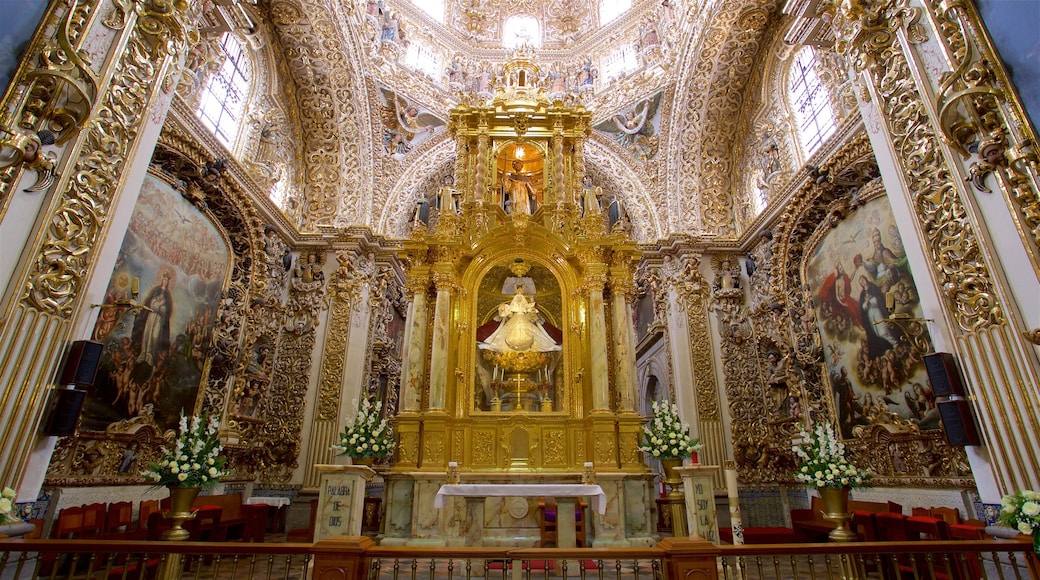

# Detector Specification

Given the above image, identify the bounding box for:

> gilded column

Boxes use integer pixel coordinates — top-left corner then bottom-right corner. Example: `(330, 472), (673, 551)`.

(427, 269), (456, 411)
(825, 0), (1040, 493)
(399, 268), (431, 412)
(552, 122), (565, 205)
(474, 125), (489, 203)
(663, 253), (725, 487)
(584, 264), (611, 412)
(0, 0), (198, 487)
(574, 136), (587, 201)
(455, 135), (468, 205)
(304, 251), (370, 490)
(609, 263), (638, 413)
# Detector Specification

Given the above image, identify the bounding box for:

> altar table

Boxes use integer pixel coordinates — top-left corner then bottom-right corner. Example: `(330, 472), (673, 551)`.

(434, 484), (606, 548)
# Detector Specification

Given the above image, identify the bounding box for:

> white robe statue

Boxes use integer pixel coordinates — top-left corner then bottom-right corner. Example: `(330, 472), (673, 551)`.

(479, 286), (561, 353)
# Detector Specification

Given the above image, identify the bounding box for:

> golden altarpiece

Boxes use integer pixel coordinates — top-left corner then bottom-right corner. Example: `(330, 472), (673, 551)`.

(382, 48), (656, 547)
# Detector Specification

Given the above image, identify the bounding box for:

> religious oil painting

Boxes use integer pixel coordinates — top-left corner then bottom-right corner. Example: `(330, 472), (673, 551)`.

(473, 259), (563, 413)
(83, 176), (229, 432)
(805, 195), (936, 439)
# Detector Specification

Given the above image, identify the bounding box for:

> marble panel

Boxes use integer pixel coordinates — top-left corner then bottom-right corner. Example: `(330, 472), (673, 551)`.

(384, 478), (414, 539)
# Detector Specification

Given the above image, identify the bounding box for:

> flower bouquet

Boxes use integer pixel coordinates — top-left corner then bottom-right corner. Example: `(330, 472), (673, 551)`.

(0, 487), (22, 525)
(638, 400), (702, 460)
(333, 397), (394, 461)
(999, 489), (1040, 554)
(143, 412), (228, 488)
(791, 422), (871, 489)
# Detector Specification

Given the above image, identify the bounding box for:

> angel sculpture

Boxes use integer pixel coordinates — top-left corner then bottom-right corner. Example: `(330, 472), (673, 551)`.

(597, 93), (662, 163)
(378, 90), (443, 157)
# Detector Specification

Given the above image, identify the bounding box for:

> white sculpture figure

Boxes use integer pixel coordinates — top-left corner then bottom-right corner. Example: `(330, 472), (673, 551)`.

(479, 285), (561, 353)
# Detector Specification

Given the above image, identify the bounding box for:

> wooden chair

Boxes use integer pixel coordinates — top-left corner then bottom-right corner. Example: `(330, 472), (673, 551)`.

(239, 504), (268, 542)
(906, 515), (949, 540)
(537, 498), (587, 548)
(53, 506), (88, 538)
(104, 501), (134, 536)
(286, 499), (318, 543)
(187, 505), (223, 541)
(929, 506), (962, 525)
(537, 499), (557, 547)
(81, 502), (107, 537)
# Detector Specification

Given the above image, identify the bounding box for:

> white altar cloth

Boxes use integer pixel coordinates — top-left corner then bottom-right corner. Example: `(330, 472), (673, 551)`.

(433, 484), (606, 514)
(245, 496), (291, 507)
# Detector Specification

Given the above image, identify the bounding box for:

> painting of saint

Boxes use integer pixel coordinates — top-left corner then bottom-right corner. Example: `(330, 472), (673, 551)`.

(83, 176), (229, 431)
(805, 195), (934, 438)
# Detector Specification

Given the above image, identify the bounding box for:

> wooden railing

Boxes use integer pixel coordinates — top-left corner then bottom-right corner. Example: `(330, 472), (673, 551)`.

(1, 536), (1037, 580)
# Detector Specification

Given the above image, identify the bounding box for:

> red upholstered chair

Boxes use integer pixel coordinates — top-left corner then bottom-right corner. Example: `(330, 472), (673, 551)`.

(948, 523), (985, 540)
(851, 510), (879, 541)
(906, 515), (949, 540)
(947, 524), (985, 579)
(874, 512), (912, 541)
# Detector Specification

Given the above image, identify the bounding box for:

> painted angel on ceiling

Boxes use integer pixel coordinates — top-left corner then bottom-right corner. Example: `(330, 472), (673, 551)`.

(595, 91), (663, 163)
(378, 88), (445, 159)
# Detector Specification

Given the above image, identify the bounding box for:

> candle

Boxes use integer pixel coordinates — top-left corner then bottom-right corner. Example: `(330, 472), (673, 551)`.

(725, 467), (739, 499)
(724, 461), (744, 545)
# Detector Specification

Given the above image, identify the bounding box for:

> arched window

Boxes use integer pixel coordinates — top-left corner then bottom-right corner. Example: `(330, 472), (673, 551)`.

(600, 0), (632, 24)
(503, 14), (540, 48)
(405, 41), (441, 78)
(197, 33), (251, 148)
(411, 0), (444, 22)
(602, 45), (637, 83)
(788, 46), (836, 156)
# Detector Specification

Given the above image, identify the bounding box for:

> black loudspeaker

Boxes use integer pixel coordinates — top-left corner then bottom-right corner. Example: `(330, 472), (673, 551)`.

(923, 352), (966, 397)
(58, 340), (103, 386)
(42, 388), (88, 436)
(937, 399), (982, 446)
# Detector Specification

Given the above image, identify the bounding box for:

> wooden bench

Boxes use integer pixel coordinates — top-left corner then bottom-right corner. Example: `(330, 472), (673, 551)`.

(791, 495), (901, 541)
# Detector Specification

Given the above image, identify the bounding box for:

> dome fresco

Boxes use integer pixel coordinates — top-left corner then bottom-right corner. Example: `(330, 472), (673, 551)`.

(226, 0), (797, 238)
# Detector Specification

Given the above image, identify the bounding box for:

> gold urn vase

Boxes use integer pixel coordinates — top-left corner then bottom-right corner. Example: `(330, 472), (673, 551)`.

(660, 458), (682, 485)
(819, 486), (857, 542)
(163, 485), (201, 541)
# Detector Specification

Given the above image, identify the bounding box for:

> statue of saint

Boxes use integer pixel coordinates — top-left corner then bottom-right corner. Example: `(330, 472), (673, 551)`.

(504, 160), (536, 214)
(478, 285), (561, 353)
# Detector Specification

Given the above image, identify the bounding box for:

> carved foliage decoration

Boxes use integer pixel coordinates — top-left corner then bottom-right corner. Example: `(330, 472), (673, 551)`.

(21, 0), (198, 317)
(832, 0), (1003, 332)
(665, 0), (780, 237)
(928, 0), (1040, 276)
(265, 0), (371, 230)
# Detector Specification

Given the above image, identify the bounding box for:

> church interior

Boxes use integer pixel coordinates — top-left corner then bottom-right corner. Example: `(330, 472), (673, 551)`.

(0, 0), (1038, 547)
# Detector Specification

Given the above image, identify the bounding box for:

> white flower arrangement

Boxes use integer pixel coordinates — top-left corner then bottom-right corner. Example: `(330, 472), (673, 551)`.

(792, 423), (871, 489)
(0, 487), (23, 525)
(638, 400), (702, 460)
(142, 412), (228, 489)
(333, 397), (394, 460)
(999, 489), (1040, 540)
